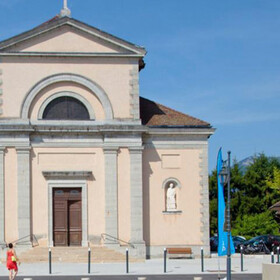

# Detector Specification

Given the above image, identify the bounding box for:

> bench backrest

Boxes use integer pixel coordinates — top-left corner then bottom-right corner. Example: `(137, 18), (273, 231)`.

(167, 248), (192, 254)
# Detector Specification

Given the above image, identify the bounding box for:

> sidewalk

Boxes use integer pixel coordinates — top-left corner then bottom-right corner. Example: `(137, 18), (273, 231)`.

(0, 254), (272, 276)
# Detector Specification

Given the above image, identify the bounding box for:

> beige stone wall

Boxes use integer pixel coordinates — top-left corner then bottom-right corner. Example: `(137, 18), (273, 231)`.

(143, 148), (203, 246)
(31, 147), (105, 240)
(0, 18), (212, 258)
(0, 56), (137, 119)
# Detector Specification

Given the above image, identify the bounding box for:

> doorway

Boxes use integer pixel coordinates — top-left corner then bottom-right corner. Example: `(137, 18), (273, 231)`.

(53, 188), (82, 246)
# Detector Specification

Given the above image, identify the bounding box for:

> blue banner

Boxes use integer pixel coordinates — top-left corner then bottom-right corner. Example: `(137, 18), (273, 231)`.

(217, 148), (235, 256)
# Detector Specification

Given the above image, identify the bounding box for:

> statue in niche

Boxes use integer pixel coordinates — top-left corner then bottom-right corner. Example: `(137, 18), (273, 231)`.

(166, 182), (177, 211)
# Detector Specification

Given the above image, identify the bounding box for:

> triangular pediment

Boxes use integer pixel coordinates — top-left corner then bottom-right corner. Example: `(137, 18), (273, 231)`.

(0, 16), (146, 56)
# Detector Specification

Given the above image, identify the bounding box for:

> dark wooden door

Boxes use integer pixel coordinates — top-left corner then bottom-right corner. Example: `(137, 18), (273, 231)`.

(53, 188), (82, 246)
(68, 200), (82, 246)
(53, 199), (68, 246)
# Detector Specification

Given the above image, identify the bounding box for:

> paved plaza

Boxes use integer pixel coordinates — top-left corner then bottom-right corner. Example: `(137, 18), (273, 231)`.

(0, 275), (263, 280)
(0, 254), (273, 278)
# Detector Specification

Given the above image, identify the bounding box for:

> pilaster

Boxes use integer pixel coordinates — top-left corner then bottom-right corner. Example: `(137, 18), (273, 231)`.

(129, 147), (145, 258)
(16, 147), (31, 245)
(129, 65), (140, 119)
(0, 148), (5, 244)
(104, 147), (119, 245)
(199, 144), (210, 256)
(0, 68), (3, 115)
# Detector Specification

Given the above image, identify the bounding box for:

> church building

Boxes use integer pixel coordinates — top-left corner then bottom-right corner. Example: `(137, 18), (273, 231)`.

(0, 3), (214, 258)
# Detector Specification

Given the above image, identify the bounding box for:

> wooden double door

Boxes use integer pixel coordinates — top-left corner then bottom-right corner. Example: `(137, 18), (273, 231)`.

(53, 188), (82, 246)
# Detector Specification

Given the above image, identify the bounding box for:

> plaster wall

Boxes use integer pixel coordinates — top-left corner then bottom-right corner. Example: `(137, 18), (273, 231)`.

(4, 148), (18, 242)
(117, 148), (131, 243)
(31, 147), (105, 242)
(0, 56), (137, 119)
(143, 148), (202, 246)
(6, 26), (121, 53)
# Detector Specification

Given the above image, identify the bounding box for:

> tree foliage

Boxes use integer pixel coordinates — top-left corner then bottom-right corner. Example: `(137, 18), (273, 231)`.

(231, 211), (279, 239)
(209, 153), (280, 238)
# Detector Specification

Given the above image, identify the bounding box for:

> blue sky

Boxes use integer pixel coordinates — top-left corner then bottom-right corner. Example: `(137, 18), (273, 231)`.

(0, 0), (279, 171)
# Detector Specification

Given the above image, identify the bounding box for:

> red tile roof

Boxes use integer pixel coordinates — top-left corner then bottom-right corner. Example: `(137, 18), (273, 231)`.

(140, 97), (210, 127)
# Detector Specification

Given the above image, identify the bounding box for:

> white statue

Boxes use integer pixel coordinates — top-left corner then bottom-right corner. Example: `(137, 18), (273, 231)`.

(166, 183), (176, 211)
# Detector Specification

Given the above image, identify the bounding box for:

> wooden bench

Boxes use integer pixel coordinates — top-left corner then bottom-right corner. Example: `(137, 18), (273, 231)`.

(166, 247), (194, 259)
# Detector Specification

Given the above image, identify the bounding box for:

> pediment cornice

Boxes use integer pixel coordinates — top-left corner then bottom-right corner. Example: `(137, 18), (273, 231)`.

(0, 16), (146, 56)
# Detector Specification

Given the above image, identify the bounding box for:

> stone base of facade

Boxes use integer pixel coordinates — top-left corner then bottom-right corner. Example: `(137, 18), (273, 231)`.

(129, 242), (146, 258)
(105, 242), (146, 259)
(146, 245), (210, 259)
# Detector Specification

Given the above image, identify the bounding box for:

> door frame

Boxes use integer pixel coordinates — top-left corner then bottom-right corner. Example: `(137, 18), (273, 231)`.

(48, 180), (88, 247)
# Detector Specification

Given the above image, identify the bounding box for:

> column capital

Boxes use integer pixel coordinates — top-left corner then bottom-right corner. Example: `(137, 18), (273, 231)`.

(16, 146), (31, 153)
(128, 146), (144, 154)
(103, 147), (119, 154)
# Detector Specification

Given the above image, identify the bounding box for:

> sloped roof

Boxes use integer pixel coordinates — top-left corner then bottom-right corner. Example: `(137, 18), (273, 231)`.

(140, 97), (211, 127)
(0, 16), (146, 56)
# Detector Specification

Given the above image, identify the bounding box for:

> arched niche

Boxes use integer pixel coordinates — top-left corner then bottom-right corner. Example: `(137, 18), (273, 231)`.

(162, 177), (182, 212)
(21, 73), (113, 120)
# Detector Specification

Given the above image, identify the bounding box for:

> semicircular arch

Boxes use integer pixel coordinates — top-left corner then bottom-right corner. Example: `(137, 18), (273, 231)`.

(21, 73), (113, 119)
(162, 177), (182, 189)
(38, 91), (95, 120)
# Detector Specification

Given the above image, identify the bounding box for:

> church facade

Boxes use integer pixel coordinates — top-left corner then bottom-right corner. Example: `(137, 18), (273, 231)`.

(0, 8), (214, 258)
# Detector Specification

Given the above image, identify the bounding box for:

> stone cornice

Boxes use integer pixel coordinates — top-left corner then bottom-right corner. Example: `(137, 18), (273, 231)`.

(0, 120), (214, 137)
(0, 52), (143, 58)
(42, 171), (92, 179)
(0, 119), (146, 133)
(0, 17), (146, 56)
(146, 127), (215, 137)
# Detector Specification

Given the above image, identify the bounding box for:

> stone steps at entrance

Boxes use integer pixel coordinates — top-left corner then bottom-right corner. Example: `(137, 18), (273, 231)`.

(6, 246), (142, 263)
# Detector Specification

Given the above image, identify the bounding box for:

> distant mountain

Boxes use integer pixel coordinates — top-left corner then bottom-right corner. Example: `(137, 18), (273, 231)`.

(238, 156), (255, 173)
(238, 156), (280, 173)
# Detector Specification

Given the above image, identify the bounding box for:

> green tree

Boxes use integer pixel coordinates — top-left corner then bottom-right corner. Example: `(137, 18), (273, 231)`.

(241, 154), (280, 215)
(231, 211), (279, 239)
(209, 153), (280, 237)
(209, 169), (218, 235)
(266, 167), (280, 192)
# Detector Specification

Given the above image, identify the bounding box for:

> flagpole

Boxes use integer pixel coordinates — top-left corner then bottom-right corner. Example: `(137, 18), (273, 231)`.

(226, 151), (231, 280)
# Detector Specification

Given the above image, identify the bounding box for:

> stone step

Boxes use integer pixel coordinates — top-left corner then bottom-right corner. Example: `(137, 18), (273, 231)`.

(2, 246), (142, 263)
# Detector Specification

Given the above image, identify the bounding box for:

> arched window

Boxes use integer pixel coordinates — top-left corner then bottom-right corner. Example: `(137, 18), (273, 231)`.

(42, 96), (90, 120)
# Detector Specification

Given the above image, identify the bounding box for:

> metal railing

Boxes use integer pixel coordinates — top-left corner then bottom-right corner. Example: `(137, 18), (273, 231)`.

(1, 234), (39, 249)
(101, 233), (135, 248)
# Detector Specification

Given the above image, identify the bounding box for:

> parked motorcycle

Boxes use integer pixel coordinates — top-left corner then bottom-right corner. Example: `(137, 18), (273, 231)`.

(243, 240), (270, 254)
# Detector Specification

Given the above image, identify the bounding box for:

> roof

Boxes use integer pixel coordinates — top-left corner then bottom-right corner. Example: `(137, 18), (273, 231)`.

(140, 97), (211, 127)
(0, 16), (146, 56)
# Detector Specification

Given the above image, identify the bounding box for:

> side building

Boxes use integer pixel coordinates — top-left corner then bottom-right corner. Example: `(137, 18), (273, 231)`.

(0, 11), (214, 258)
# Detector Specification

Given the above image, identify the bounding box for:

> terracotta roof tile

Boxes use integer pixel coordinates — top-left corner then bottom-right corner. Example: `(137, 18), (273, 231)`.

(140, 97), (210, 127)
